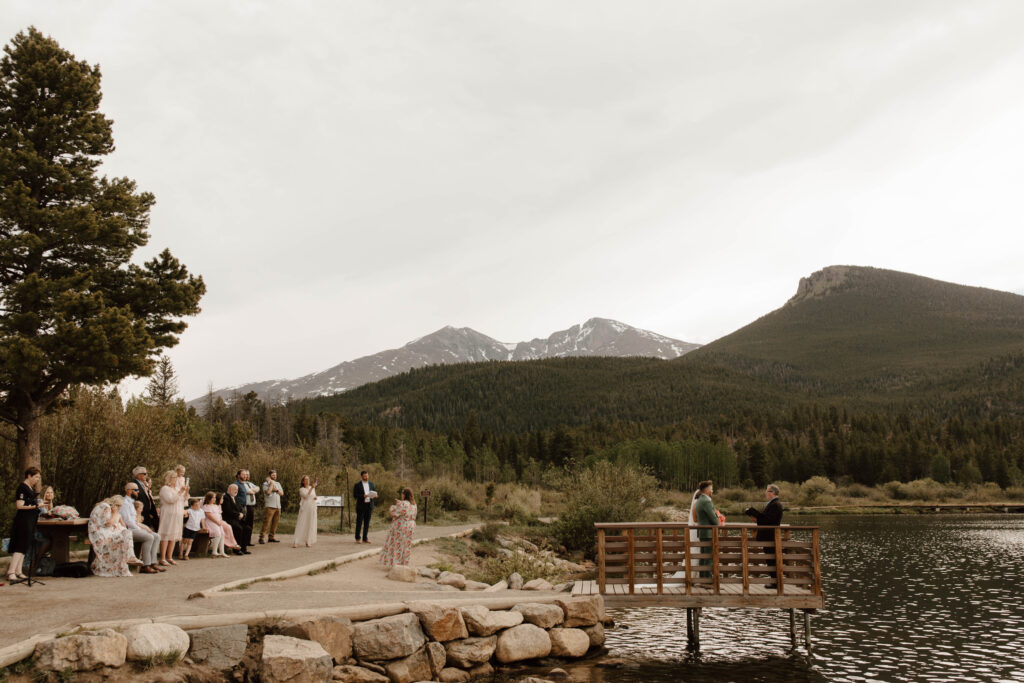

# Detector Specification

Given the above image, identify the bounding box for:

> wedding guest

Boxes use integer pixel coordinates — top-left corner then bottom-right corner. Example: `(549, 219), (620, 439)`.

(157, 470), (187, 566)
(353, 470), (376, 544)
(260, 469), (283, 544)
(293, 475), (318, 548)
(380, 488), (417, 567)
(180, 498), (205, 560)
(33, 485), (56, 562)
(121, 482), (163, 574)
(238, 470), (259, 545)
(88, 496), (136, 577)
(201, 492), (230, 558)
(132, 465), (159, 528)
(222, 484), (251, 555)
(7, 467), (41, 582)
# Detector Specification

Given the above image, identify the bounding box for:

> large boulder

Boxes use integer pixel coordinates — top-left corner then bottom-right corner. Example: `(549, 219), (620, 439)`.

(460, 605), (523, 636)
(439, 668), (471, 682)
(437, 571), (467, 589)
(555, 597), (602, 627)
(484, 580), (508, 592)
(444, 636), (496, 668)
(426, 641), (447, 678)
(35, 629), (127, 672)
(352, 613), (427, 661)
(387, 565), (417, 583)
(512, 603), (565, 629)
(188, 623), (249, 670)
(464, 580), (490, 591)
(262, 635), (333, 683)
(494, 624), (552, 663)
(282, 616), (354, 663)
(383, 646), (432, 683)
(417, 567), (440, 579)
(407, 602), (469, 642)
(122, 623), (190, 662)
(331, 665), (389, 682)
(523, 578), (555, 591)
(508, 573), (524, 590)
(582, 623), (605, 647)
(548, 628), (590, 658)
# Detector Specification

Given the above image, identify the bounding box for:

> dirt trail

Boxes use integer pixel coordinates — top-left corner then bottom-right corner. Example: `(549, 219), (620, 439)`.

(0, 523), (479, 647)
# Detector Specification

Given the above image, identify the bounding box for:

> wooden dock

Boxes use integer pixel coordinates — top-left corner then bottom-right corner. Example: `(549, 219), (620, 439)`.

(573, 522), (825, 649)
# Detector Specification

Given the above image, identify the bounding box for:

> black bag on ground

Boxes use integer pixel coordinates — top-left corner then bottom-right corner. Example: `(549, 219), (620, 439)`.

(53, 562), (92, 578)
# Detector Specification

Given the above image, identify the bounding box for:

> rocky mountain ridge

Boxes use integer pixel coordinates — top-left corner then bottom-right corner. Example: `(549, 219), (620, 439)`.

(193, 318), (699, 405)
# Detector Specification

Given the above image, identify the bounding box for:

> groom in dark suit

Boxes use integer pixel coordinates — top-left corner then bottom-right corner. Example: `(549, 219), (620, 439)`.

(353, 470), (376, 544)
(746, 483), (783, 588)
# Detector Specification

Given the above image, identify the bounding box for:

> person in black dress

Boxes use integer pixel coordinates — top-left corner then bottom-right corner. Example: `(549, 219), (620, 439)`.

(8, 466), (42, 582)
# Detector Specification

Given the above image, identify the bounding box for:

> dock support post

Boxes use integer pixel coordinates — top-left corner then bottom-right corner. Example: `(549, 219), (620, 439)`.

(694, 607), (701, 651)
(789, 609), (796, 648)
(686, 608), (694, 648)
(803, 610), (811, 651)
(686, 608), (701, 650)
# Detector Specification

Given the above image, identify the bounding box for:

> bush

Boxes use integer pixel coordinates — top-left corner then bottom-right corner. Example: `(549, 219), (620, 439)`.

(497, 485), (541, 522)
(551, 461), (658, 557)
(422, 477), (472, 512)
(837, 482), (874, 499)
(896, 478), (951, 502)
(799, 476), (837, 505)
(965, 482), (1004, 502)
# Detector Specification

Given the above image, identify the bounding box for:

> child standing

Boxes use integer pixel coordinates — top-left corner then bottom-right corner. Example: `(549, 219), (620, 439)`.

(181, 498), (205, 560)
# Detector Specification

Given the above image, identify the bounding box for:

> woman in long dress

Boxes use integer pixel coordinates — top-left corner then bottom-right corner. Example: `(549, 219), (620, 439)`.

(212, 493), (240, 550)
(88, 496), (134, 577)
(157, 470), (187, 565)
(7, 467), (41, 582)
(200, 492), (230, 557)
(293, 475), (318, 548)
(380, 488), (417, 567)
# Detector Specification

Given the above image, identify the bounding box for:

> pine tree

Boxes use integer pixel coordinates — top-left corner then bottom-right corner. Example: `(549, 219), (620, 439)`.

(0, 28), (205, 472)
(144, 355), (179, 406)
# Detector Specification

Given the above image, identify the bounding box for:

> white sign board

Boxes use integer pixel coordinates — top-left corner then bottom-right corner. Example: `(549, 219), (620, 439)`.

(316, 495), (344, 508)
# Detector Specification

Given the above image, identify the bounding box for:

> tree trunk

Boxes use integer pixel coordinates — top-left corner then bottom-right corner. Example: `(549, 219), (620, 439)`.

(16, 403), (42, 475)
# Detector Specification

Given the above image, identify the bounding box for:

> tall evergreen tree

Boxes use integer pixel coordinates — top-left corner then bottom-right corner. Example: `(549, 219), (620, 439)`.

(0, 28), (205, 472)
(143, 354), (179, 406)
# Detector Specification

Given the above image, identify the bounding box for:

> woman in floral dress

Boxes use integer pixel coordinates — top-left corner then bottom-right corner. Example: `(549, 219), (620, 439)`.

(88, 496), (135, 577)
(380, 488), (417, 567)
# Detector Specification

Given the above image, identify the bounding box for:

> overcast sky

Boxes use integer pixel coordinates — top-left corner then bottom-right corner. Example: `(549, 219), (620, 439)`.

(5, 1), (1024, 400)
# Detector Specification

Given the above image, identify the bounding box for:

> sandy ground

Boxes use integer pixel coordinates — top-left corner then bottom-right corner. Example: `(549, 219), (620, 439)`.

(0, 523), (489, 648)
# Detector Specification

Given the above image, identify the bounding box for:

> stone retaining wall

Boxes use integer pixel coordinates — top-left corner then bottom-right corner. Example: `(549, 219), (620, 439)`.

(4, 595), (607, 683)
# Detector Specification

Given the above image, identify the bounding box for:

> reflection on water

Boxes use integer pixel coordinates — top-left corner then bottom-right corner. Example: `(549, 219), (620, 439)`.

(510, 515), (1024, 682)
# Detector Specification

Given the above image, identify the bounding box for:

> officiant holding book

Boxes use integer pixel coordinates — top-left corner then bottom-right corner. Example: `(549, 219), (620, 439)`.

(353, 470), (377, 544)
(745, 484), (783, 588)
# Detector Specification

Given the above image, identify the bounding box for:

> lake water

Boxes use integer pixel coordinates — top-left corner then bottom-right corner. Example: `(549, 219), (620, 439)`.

(510, 514), (1024, 682)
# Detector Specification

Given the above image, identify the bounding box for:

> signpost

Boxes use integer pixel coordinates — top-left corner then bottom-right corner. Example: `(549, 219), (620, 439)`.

(420, 489), (431, 523)
(316, 494), (345, 532)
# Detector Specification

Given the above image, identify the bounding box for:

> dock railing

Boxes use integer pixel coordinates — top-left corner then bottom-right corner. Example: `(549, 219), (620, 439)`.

(594, 522), (823, 599)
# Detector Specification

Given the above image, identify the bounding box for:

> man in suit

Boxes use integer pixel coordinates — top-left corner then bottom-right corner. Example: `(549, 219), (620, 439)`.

(132, 465), (159, 529)
(223, 484), (251, 555)
(353, 470), (376, 544)
(693, 480), (719, 578)
(746, 484), (783, 588)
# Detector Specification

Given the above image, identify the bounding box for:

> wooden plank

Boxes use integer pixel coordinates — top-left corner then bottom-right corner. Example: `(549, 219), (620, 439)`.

(812, 528), (822, 597)
(774, 527), (784, 596)
(627, 529), (635, 595)
(656, 527), (664, 595)
(712, 531), (720, 595)
(597, 529), (606, 594)
(684, 530), (692, 595)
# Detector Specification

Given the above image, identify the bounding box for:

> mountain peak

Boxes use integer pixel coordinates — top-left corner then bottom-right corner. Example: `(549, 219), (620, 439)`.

(789, 265), (856, 305)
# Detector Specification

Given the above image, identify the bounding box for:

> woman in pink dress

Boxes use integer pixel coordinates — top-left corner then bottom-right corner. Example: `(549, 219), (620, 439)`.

(201, 492), (230, 557)
(157, 470), (187, 565)
(380, 488), (417, 567)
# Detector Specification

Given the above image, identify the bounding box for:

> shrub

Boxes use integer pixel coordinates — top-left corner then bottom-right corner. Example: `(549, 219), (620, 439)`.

(498, 485), (541, 522)
(551, 461), (658, 557)
(965, 482), (1004, 502)
(896, 478), (950, 502)
(837, 482), (874, 499)
(423, 477), (473, 512)
(799, 476), (837, 505)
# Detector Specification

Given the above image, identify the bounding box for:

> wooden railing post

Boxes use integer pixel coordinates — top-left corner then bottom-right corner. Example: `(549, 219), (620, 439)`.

(711, 527), (720, 594)
(684, 528), (692, 595)
(812, 528), (822, 596)
(627, 528), (636, 595)
(774, 526), (785, 595)
(597, 528), (606, 594)
(741, 527), (750, 595)
(656, 527), (664, 595)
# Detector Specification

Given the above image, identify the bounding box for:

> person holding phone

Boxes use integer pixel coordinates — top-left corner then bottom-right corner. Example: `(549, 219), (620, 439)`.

(293, 475), (318, 548)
